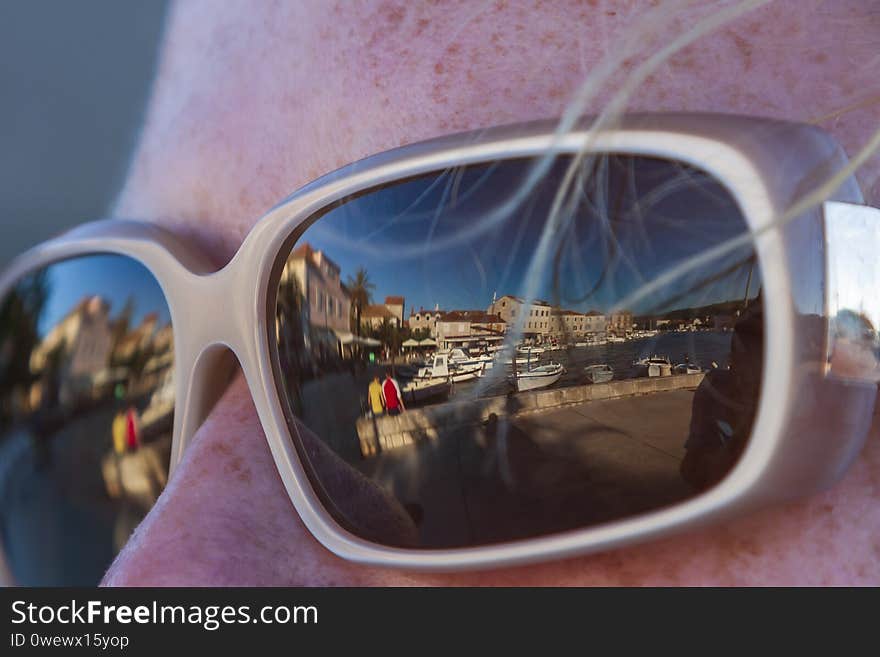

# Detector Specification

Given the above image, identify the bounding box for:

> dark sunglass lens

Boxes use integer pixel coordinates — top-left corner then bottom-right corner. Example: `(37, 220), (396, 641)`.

(0, 254), (174, 584)
(272, 155), (763, 549)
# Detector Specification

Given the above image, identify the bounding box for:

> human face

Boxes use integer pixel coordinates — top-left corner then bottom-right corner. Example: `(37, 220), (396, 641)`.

(102, 0), (880, 585)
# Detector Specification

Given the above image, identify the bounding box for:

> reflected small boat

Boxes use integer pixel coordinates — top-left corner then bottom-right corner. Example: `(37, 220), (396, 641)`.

(584, 363), (614, 384)
(634, 355), (672, 377)
(402, 379), (452, 405)
(512, 362), (565, 392)
(674, 363), (702, 374)
(446, 347), (494, 370)
(413, 353), (484, 384)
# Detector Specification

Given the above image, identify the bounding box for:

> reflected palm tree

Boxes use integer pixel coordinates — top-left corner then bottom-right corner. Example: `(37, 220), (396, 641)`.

(345, 267), (375, 337)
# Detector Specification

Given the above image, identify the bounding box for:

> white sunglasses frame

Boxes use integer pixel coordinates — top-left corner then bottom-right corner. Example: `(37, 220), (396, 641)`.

(2, 113), (878, 571)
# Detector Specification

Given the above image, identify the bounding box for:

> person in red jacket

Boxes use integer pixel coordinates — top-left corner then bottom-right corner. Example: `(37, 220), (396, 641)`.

(380, 369), (406, 417)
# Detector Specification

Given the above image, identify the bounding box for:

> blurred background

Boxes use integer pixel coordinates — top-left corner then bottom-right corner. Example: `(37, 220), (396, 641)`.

(0, 1), (169, 268)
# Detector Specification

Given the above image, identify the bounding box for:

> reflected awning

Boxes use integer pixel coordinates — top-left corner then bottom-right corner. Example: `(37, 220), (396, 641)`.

(419, 338), (437, 346)
(334, 330), (381, 347)
(401, 338), (420, 348)
(334, 330), (356, 345)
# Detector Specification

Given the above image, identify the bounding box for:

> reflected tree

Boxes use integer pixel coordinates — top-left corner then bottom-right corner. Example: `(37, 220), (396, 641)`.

(0, 270), (49, 429)
(276, 270), (309, 414)
(345, 267), (374, 337)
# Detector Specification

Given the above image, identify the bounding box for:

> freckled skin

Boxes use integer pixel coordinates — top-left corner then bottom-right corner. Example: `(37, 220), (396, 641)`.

(105, 0), (880, 585)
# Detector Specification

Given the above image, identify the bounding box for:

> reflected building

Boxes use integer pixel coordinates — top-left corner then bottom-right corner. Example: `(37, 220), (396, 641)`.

(608, 310), (634, 337)
(383, 296), (405, 326)
(436, 310), (506, 350)
(488, 294), (608, 342)
(112, 312), (158, 363)
(409, 307), (443, 338)
(361, 304), (399, 331)
(487, 294), (554, 337)
(29, 296), (114, 406)
(583, 310), (607, 338)
(281, 242), (351, 334)
(361, 296), (406, 332)
(551, 309), (607, 340)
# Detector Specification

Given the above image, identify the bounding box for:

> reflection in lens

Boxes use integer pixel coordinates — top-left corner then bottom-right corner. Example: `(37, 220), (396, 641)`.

(0, 254), (174, 584)
(272, 155), (764, 549)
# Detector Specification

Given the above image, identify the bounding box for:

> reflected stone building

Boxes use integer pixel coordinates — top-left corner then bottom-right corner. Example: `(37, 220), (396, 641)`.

(409, 307), (443, 338)
(435, 310), (506, 350)
(383, 296), (405, 326)
(487, 295), (553, 337)
(551, 310), (607, 340)
(361, 296), (407, 331)
(608, 310), (634, 337)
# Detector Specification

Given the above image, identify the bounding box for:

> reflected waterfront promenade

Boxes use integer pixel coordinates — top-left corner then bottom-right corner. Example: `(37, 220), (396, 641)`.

(359, 385), (698, 547)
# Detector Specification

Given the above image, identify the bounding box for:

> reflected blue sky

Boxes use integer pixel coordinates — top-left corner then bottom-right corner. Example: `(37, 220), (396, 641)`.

(38, 254), (171, 336)
(302, 155), (758, 315)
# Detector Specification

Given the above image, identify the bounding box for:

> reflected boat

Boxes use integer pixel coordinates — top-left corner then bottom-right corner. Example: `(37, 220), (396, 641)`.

(674, 362), (702, 374)
(634, 355), (672, 377)
(512, 362), (565, 392)
(584, 363), (614, 384)
(446, 348), (494, 370)
(413, 353), (485, 384)
(402, 379), (452, 405)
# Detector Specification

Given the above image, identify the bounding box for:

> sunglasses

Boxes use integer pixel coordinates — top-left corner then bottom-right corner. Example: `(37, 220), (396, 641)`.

(1, 113), (878, 583)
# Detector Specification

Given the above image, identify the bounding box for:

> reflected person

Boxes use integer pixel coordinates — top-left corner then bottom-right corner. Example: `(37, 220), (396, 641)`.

(681, 299), (764, 490)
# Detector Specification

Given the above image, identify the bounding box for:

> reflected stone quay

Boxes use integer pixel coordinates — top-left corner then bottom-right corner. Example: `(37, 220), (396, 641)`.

(356, 372), (705, 457)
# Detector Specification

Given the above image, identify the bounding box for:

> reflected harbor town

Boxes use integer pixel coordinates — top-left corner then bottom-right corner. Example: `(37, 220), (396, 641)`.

(276, 241), (763, 548)
(0, 256), (173, 584)
(272, 155), (767, 549)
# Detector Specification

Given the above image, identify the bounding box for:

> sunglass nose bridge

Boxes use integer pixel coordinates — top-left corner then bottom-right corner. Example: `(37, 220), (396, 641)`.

(169, 343), (239, 474)
(163, 259), (261, 472)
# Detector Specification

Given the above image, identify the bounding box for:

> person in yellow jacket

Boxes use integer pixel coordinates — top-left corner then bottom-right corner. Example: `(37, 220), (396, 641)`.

(367, 374), (385, 417)
(111, 410), (128, 455)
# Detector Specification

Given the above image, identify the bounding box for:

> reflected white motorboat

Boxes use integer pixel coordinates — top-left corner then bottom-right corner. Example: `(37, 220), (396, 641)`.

(674, 363), (702, 375)
(584, 363), (614, 384)
(512, 362), (565, 392)
(413, 353), (485, 384)
(633, 355), (672, 377)
(446, 348), (494, 370)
